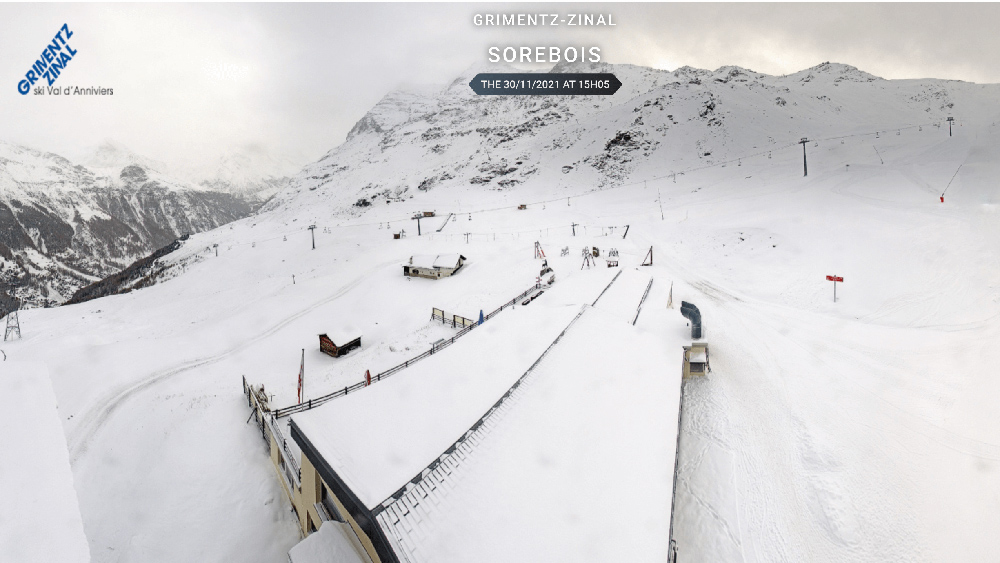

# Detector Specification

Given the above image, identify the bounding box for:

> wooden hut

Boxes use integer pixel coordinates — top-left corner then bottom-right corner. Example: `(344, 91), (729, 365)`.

(318, 332), (362, 358)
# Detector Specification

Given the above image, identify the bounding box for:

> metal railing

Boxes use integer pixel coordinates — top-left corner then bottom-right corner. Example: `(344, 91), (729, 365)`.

(591, 270), (622, 306)
(243, 375), (301, 489)
(632, 277), (654, 325)
(372, 272), (623, 561)
(373, 303), (593, 562)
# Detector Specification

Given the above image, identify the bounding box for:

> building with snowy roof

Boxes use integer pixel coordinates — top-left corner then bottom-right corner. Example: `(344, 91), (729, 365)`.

(281, 269), (686, 563)
(402, 254), (465, 279)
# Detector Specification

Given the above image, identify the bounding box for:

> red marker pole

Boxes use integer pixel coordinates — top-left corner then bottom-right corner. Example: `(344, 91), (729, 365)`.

(826, 275), (844, 302)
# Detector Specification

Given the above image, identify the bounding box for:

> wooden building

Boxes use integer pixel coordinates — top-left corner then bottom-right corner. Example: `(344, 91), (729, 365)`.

(319, 332), (362, 358)
(402, 254), (465, 279)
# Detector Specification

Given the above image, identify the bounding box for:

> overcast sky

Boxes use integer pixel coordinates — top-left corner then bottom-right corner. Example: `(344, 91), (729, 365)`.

(1, 3), (998, 172)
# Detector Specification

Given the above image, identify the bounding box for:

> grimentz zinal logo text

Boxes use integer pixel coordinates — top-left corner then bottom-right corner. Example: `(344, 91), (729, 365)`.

(18, 24), (77, 95)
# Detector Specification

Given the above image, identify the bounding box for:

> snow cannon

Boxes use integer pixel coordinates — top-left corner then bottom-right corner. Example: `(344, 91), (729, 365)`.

(680, 301), (702, 339)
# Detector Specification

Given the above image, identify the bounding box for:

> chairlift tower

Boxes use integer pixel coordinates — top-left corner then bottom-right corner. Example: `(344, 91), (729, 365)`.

(947, 117), (955, 137)
(4, 308), (21, 341)
(308, 225), (317, 249)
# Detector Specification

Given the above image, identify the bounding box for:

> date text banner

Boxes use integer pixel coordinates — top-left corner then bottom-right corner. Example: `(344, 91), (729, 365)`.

(469, 73), (621, 96)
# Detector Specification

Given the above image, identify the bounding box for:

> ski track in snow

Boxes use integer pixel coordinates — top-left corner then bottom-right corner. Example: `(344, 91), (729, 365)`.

(66, 259), (395, 463)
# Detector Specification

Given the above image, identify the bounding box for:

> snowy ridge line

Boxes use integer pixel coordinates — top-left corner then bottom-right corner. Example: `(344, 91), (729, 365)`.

(590, 270), (622, 306)
(373, 304), (592, 563)
(632, 277), (654, 326)
(271, 283), (541, 418)
(219, 114), (958, 242)
(326, 117), (954, 230)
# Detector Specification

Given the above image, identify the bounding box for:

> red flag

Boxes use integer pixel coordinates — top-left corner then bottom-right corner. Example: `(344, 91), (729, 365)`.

(365, 370), (372, 387)
(297, 349), (304, 404)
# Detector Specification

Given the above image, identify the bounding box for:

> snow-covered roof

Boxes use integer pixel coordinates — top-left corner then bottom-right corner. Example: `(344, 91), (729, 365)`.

(407, 254), (464, 270)
(379, 306), (684, 562)
(320, 327), (362, 345)
(689, 350), (708, 363)
(433, 254), (463, 268)
(288, 521), (372, 563)
(291, 268), (685, 562)
(408, 254), (438, 269)
(1, 362), (90, 563)
(292, 303), (583, 509)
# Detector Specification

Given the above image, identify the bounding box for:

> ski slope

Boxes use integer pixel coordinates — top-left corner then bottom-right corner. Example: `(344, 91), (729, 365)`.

(2, 62), (1000, 562)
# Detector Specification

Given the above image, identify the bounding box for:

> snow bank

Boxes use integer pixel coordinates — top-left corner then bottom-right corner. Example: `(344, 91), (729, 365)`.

(0, 362), (90, 563)
(288, 521), (372, 563)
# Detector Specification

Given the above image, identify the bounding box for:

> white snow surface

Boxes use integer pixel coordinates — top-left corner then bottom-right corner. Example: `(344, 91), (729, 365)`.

(288, 521), (372, 563)
(0, 362), (90, 563)
(393, 305), (684, 563)
(293, 295), (590, 509)
(3, 61), (1000, 562)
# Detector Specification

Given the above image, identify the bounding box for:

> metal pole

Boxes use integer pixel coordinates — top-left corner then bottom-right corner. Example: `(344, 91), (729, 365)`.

(799, 138), (809, 177)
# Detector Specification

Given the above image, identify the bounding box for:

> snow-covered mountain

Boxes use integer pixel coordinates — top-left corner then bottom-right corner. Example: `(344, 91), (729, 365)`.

(264, 61), (993, 220)
(0, 141), (266, 312)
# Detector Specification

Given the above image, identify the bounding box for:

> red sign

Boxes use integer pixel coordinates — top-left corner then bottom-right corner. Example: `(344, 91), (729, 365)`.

(365, 369), (372, 387)
(826, 275), (844, 282)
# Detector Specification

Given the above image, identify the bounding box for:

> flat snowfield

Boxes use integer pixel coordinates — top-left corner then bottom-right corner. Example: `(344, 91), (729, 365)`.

(3, 62), (1000, 562)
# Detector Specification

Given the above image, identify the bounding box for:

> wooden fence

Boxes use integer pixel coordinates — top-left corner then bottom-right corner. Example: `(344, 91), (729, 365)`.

(269, 284), (541, 418)
(431, 308), (477, 329)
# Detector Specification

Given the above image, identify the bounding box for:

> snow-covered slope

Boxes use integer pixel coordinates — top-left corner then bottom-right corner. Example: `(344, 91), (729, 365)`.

(264, 61), (996, 222)
(4, 61), (1000, 563)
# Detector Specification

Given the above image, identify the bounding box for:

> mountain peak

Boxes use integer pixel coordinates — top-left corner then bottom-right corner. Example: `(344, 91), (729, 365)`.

(789, 62), (883, 83)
